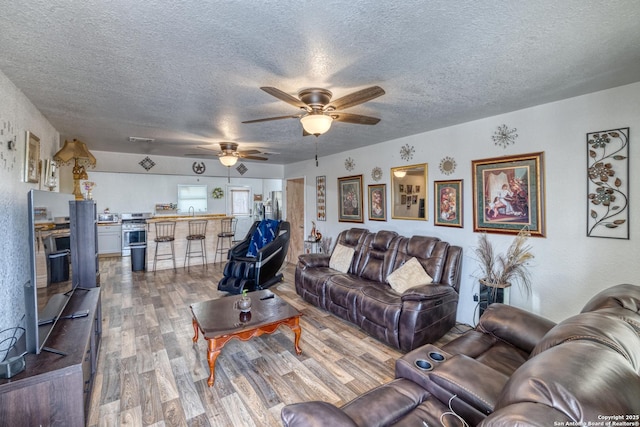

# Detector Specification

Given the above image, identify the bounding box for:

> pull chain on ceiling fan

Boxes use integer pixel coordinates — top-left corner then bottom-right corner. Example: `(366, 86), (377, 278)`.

(243, 86), (385, 136)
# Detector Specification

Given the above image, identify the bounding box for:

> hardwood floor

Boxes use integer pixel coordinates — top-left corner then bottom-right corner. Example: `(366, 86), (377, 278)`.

(88, 258), (469, 427)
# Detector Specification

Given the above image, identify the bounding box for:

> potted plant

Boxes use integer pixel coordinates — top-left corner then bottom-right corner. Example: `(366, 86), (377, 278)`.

(474, 227), (535, 309)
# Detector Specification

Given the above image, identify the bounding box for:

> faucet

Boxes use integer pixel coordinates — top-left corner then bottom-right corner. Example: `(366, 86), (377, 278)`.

(189, 206), (195, 217)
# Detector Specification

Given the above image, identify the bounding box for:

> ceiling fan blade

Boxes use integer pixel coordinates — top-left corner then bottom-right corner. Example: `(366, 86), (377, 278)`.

(326, 86), (385, 111)
(183, 153), (219, 158)
(242, 114), (301, 124)
(240, 155), (269, 161)
(332, 112), (381, 125)
(260, 87), (308, 109)
(238, 149), (261, 155)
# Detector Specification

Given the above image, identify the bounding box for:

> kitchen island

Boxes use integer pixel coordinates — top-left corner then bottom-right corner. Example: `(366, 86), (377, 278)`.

(146, 214), (234, 270)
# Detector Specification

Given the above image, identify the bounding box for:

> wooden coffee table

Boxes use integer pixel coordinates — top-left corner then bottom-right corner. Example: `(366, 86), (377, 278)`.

(190, 289), (303, 386)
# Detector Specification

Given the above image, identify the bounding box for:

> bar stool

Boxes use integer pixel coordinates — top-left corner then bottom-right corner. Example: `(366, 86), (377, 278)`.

(214, 218), (237, 263)
(153, 221), (176, 272)
(184, 219), (208, 268)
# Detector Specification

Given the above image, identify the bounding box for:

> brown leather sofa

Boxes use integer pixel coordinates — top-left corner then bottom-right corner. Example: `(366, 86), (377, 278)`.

(282, 284), (640, 426)
(295, 228), (463, 351)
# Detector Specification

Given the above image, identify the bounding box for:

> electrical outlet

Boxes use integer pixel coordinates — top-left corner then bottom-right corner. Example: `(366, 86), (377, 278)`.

(473, 293), (479, 302)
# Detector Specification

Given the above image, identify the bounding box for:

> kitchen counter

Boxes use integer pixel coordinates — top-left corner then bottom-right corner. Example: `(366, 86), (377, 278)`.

(146, 215), (234, 270)
(147, 213), (229, 223)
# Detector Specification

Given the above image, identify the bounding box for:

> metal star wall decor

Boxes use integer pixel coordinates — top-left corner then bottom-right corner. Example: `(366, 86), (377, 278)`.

(345, 157), (355, 171)
(192, 161), (206, 174)
(400, 144), (415, 161)
(492, 124), (519, 148)
(139, 156), (155, 171)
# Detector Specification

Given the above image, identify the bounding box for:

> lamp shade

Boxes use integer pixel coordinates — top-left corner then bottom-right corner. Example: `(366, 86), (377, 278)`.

(53, 139), (96, 166)
(300, 114), (333, 136)
(219, 154), (238, 167)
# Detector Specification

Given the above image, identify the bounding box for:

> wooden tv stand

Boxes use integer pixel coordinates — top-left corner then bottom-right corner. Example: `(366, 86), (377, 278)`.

(0, 288), (102, 427)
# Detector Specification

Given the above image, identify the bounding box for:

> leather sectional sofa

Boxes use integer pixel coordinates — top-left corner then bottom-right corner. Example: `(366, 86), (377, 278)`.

(295, 228), (463, 351)
(282, 284), (640, 426)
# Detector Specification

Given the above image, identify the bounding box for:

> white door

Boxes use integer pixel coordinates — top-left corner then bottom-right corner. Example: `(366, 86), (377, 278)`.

(226, 185), (253, 240)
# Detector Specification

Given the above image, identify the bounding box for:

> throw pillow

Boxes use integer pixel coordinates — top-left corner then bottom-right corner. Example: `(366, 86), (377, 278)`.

(329, 243), (355, 273)
(387, 257), (433, 294)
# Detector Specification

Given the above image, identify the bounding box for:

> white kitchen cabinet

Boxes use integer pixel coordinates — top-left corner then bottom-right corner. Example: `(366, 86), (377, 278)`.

(97, 224), (122, 255)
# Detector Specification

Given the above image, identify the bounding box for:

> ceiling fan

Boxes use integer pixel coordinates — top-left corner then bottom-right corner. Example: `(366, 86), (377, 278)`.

(242, 86), (385, 136)
(185, 142), (269, 166)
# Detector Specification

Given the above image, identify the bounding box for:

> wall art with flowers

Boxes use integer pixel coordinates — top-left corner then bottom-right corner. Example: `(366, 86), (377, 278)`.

(337, 175), (363, 223)
(587, 128), (629, 239)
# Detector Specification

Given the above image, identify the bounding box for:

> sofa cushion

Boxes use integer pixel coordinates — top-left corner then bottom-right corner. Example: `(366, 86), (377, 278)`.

(329, 243), (355, 273)
(387, 257), (433, 294)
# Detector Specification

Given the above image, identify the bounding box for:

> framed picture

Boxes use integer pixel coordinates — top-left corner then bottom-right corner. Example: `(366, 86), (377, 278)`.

(406, 184), (413, 194)
(434, 179), (463, 228)
(316, 175), (326, 221)
(368, 184), (387, 221)
(472, 152), (545, 236)
(338, 175), (364, 223)
(24, 131), (41, 183)
(399, 184), (405, 193)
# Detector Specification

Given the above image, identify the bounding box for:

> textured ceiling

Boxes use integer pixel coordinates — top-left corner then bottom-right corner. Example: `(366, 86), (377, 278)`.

(1, 1), (639, 164)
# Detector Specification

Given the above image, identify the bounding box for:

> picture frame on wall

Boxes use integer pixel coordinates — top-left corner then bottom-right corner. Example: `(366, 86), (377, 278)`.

(338, 175), (364, 223)
(472, 152), (545, 236)
(316, 175), (326, 221)
(24, 131), (40, 183)
(434, 179), (463, 228)
(368, 184), (387, 221)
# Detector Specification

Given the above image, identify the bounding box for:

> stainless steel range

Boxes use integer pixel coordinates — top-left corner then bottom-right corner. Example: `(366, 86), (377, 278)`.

(121, 212), (152, 256)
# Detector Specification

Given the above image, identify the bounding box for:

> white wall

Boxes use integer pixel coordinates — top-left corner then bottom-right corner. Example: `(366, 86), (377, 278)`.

(285, 82), (640, 325)
(0, 70), (59, 352)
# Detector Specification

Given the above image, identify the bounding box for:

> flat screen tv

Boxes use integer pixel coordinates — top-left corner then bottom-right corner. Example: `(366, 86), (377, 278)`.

(25, 189), (76, 354)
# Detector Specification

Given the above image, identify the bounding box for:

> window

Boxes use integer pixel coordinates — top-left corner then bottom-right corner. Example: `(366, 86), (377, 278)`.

(177, 185), (208, 213)
(229, 187), (251, 215)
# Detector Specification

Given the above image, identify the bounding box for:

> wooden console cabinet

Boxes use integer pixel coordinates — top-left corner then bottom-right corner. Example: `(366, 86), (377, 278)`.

(0, 288), (102, 427)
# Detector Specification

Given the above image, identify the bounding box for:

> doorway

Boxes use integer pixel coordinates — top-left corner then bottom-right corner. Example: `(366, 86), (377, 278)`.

(286, 177), (305, 264)
(226, 185), (253, 240)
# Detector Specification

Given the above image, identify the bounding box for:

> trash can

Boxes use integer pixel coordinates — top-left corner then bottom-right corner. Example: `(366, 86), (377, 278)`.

(130, 242), (147, 271)
(49, 251), (70, 283)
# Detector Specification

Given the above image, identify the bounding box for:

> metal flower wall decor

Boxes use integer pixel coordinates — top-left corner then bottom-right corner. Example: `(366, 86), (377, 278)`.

(492, 124), (518, 148)
(587, 127), (629, 239)
(345, 157), (355, 171)
(400, 144), (415, 161)
(371, 166), (383, 181)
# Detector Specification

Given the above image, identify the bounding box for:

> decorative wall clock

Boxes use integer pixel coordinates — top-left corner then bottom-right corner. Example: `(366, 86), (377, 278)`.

(192, 161), (206, 174)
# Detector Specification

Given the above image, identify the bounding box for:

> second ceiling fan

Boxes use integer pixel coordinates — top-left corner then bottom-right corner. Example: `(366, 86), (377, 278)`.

(243, 86), (385, 136)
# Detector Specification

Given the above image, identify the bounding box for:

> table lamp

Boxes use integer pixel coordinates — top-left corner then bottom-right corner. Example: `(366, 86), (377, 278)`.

(53, 139), (96, 200)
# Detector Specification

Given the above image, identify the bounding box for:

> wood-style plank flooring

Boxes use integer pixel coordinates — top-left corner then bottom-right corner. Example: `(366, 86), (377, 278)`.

(88, 257), (468, 427)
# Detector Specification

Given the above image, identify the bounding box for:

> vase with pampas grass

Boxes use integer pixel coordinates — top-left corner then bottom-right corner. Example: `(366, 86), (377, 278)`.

(474, 227), (535, 311)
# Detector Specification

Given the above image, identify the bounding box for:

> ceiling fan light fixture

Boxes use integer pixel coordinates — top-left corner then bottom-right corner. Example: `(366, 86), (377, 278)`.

(300, 114), (333, 136)
(219, 154), (238, 167)
(393, 170), (407, 178)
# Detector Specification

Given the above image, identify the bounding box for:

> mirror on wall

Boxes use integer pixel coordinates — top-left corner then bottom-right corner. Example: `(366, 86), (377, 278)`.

(391, 163), (428, 220)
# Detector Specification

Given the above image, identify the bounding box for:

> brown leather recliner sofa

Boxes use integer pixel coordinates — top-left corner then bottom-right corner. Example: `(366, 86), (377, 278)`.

(282, 284), (640, 426)
(295, 228), (463, 351)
